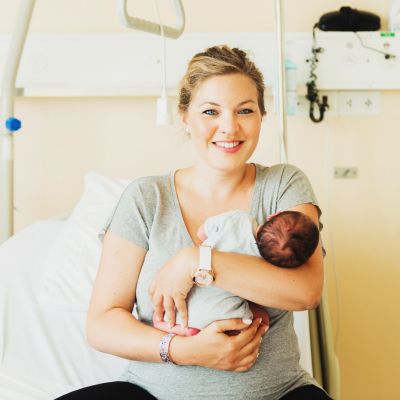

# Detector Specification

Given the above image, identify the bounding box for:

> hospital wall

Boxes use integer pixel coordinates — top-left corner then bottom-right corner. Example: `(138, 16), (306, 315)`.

(1, 1), (399, 399)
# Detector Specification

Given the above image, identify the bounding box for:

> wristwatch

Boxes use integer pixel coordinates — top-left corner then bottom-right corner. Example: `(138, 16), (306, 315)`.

(192, 245), (214, 287)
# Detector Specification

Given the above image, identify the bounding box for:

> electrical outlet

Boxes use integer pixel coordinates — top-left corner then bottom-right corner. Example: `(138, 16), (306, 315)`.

(337, 91), (380, 115)
(334, 167), (358, 179)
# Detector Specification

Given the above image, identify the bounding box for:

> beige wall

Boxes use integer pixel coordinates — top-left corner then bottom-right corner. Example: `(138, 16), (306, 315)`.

(1, 1), (400, 399)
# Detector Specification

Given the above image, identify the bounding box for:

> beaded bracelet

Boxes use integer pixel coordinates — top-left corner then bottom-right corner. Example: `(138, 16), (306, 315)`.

(159, 333), (176, 364)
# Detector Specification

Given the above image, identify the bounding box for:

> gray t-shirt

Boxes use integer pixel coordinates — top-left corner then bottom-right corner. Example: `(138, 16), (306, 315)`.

(103, 163), (322, 400)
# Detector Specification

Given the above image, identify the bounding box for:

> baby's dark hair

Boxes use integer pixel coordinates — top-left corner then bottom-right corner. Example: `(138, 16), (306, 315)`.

(256, 211), (319, 268)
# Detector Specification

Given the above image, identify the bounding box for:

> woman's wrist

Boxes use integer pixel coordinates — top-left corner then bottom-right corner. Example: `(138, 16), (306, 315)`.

(178, 245), (199, 278)
(168, 334), (197, 366)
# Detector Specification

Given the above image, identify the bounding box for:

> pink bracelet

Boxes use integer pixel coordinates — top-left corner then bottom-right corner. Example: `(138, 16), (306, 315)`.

(159, 333), (176, 364)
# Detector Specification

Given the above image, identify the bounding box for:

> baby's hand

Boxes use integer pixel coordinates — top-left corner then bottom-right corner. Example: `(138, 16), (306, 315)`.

(153, 313), (200, 337)
(196, 224), (208, 242)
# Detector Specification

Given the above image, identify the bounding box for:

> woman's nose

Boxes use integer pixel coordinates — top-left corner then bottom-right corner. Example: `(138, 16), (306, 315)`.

(219, 113), (239, 135)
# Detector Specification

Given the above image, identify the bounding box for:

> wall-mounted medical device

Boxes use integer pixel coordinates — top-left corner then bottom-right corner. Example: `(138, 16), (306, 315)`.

(318, 7), (381, 32)
(306, 6), (394, 123)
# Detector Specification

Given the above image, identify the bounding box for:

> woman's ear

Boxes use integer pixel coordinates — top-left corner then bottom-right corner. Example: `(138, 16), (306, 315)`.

(180, 112), (188, 126)
(180, 114), (190, 135)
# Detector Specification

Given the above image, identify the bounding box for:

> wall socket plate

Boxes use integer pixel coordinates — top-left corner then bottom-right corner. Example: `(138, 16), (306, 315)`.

(337, 90), (380, 115)
(334, 167), (358, 179)
(295, 90), (380, 117)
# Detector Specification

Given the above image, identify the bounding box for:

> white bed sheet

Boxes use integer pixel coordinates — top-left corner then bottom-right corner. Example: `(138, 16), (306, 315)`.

(0, 368), (71, 400)
(0, 220), (313, 400)
(0, 221), (128, 399)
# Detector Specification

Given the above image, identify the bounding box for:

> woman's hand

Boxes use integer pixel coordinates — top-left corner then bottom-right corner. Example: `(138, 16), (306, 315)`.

(173, 317), (269, 372)
(148, 246), (197, 329)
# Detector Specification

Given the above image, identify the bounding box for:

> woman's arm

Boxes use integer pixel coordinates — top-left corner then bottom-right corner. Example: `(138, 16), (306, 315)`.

(150, 203), (323, 316)
(86, 230), (165, 362)
(87, 230), (267, 370)
(210, 203), (323, 311)
(211, 203), (323, 311)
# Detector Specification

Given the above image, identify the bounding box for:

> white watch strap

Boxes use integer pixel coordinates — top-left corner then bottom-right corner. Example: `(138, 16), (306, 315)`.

(199, 245), (212, 271)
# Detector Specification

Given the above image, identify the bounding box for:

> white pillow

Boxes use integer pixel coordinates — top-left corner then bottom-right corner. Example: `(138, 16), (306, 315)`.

(38, 172), (130, 311)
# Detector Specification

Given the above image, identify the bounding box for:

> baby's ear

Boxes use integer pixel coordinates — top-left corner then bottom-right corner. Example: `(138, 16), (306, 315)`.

(252, 219), (260, 237)
(267, 211), (281, 221)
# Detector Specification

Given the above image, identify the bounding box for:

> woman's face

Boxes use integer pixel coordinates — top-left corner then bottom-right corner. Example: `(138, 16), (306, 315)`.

(182, 73), (263, 173)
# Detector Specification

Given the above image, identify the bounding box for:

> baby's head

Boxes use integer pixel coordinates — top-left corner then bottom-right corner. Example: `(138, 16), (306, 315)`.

(256, 211), (319, 268)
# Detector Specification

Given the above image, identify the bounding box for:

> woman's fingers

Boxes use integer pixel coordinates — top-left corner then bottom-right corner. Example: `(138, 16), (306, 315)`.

(148, 246), (196, 330)
(163, 297), (176, 327)
(175, 297), (188, 329)
(233, 348), (260, 371)
(164, 294), (188, 328)
(152, 293), (164, 323)
(238, 320), (268, 357)
(210, 318), (253, 334)
(151, 289), (187, 328)
(231, 318), (261, 343)
(224, 319), (268, 371)
(192, 317), (269, 372)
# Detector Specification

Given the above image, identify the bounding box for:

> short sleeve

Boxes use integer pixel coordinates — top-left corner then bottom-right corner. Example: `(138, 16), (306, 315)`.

(276, 164), (320, 214)
(257, 164), (325, 252)
(274, 164), (325, 256)
(98, 180), (154, 250)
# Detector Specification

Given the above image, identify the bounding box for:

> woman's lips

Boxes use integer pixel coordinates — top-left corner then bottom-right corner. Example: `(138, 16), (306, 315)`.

(213, 141), (243, 153)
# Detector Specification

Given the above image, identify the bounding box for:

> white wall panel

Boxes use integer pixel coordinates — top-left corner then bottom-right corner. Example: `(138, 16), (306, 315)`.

(1, 31), (399, 96)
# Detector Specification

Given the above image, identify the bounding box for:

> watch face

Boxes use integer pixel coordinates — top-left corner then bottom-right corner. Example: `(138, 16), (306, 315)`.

(193, 269), (213, 287)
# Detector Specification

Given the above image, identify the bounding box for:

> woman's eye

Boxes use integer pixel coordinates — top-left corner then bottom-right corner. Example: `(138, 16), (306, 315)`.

(202, 109), (218, 116)
(239, 108), (254, 114)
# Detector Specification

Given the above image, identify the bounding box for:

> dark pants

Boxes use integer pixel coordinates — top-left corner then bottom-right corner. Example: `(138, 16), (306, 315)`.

(280, 384), (333, 399)
(55, 382), (333, 399)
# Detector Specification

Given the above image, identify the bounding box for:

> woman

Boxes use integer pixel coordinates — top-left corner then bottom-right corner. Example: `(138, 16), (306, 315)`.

(57, 45), (331, 400)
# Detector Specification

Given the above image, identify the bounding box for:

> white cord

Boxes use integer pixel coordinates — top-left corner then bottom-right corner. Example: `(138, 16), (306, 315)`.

(152, 0), (167, 95)
(152, 0), (172, 125)
(324, 116), (341, 351)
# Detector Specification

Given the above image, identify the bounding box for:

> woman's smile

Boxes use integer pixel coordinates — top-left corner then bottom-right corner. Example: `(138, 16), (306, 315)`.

(212, 140), (244, 153)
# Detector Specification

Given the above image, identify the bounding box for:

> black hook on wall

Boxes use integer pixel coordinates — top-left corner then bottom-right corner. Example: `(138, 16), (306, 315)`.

(305, 24), (329, 123)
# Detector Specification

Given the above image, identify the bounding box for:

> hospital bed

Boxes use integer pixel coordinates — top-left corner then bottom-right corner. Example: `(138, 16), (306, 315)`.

(0, 1), (339, 398)
(0, 172), (340, 399)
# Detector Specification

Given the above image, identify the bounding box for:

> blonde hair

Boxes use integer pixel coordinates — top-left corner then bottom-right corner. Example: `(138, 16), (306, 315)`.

(178, 45), (266, 115)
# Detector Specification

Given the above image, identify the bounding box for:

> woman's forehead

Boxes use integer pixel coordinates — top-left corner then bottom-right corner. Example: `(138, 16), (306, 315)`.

(190, 73), (258, 105)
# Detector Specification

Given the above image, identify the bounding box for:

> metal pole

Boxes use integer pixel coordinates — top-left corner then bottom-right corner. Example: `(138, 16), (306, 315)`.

(0, 0), (36, 243)
(274, 0), (288, 163)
